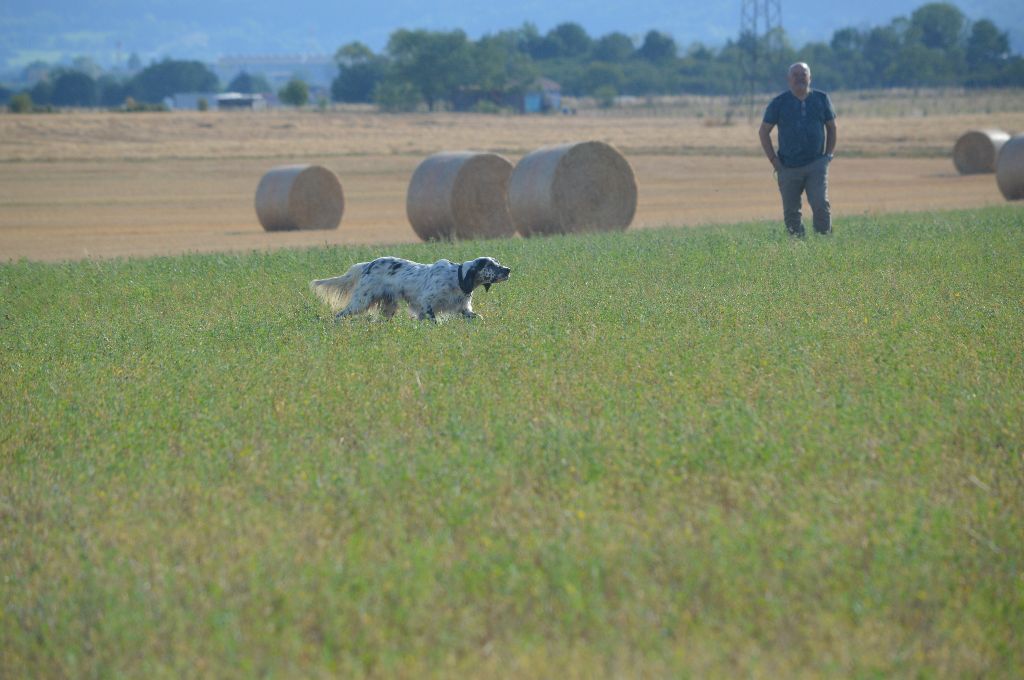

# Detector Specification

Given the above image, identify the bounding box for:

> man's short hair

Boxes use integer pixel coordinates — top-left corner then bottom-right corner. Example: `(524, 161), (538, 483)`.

(789, 62), (810, 73)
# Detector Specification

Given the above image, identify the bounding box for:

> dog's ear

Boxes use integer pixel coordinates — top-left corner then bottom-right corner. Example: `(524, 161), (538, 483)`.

(463, 259), (485, 292)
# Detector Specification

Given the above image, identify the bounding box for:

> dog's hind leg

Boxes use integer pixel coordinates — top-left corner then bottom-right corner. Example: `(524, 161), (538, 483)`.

(334, 290), (374, 321)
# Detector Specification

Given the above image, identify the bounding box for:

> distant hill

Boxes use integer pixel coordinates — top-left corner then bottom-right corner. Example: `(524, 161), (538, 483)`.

(1, 0), (1020, 72)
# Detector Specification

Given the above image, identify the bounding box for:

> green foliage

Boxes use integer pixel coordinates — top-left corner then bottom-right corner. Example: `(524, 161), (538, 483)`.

(908, 2), (967, 50)
(8, 92), (32, 112)
(28, 78), (53, 106)
(227, 71), (271, 94)
(593, 84), (617, 108)
(469, 99), (507, 114)
(966, 19), (1011, 86)
(97, 75), (130, 107)
(546, 22), (593, 58)
(637, 30), (678, 63)
(278, 78), (309, 107)
(331, 42), (386, 103)
(471, 31), (537, 95)
(119, 96), (168, 112)
(580, 62), (623, 96)
(51, 70), (97, 107)
(373, 79), (421, 112)
(386, 29), (473, 111)
(130, 59), (219, 104)
(592, 32), (635, 63)
(326, 1), (1023, 106)
(1, 207), (1022, 676)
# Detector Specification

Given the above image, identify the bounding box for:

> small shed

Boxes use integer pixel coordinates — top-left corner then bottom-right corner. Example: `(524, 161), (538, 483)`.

(523, 78), (561, 114)
(164, 92), (220, 110)
(217, 92), (267, 110)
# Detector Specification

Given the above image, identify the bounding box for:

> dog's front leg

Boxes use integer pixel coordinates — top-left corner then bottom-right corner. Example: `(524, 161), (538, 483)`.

(459, 309), (482, 320)
(417, 306), (438, 323)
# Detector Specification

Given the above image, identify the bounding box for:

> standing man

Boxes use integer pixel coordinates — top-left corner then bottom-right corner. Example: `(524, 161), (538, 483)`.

(759, 62), (837, 237)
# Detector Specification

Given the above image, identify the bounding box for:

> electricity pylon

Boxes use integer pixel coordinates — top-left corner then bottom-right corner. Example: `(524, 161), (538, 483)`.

(740, 0), (783, 119)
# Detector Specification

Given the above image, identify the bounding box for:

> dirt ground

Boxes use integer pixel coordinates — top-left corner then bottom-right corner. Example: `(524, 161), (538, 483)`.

(1, 107), (1021, 262)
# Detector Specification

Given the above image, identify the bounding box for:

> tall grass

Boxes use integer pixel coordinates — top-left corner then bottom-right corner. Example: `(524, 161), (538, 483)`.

(2, 206), (1022, 677)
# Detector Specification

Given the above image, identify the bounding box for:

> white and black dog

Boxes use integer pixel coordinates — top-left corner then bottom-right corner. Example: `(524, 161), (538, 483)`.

(311, 256), (511, 322)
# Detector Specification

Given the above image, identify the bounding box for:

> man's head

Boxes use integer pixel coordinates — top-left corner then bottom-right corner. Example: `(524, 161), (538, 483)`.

(787, 62), (811, 97)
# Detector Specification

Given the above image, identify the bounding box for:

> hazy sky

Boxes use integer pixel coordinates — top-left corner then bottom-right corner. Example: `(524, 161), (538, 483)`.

(1, 0), (1020, 70)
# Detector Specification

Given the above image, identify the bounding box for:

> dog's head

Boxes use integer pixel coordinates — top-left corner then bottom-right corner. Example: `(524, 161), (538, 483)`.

(460, 257), (511, 293)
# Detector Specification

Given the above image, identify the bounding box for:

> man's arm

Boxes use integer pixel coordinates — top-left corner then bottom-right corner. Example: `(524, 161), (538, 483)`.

(825, 119), (837, 157)
(758, 122), (781, 171)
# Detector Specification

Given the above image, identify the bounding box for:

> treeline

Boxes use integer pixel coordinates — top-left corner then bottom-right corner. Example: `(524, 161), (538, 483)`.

(3, 1), (1021, 112)
(335, 2), (1023, 110)
(0, 59), (307, 111)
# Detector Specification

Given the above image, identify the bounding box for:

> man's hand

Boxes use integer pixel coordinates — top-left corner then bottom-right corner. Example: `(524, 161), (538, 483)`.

(758, 122), (780, 173)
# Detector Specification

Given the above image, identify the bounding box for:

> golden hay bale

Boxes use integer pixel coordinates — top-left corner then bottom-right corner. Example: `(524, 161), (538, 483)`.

(952, 129), (1010, 174)
(508, 141), (637, 237)
(406, 151), (515, 241)
(996, 134), (1024, 201)
(254, 164), (344, 231)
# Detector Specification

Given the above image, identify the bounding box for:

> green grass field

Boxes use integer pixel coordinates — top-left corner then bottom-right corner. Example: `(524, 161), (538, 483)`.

(2, 206), (1023, 677)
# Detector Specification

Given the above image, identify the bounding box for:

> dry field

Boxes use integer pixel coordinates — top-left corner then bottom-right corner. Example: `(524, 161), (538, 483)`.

(1, 99), (1022, 262)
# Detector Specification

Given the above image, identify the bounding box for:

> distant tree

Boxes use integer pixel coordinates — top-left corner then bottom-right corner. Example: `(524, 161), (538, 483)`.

(890, 42), (950, 85)
(373, 80), (421, 112)
(908, 3), (967, 51)
(71, 56), (103, 79)
(331, 42), (386, 103)
(471, 31), (537, 95)
(0, 85), (12, 105)
(827, 27), (870, 88)
(514, 22), (545, 58)
(386, 29), (473, 110)
(592, 32), (635, 63)
(228, 71), (272, 94)
(580, 62), (624, 96)
(29, 79), (53, 106)
(620, 59), (666, 95)
(637, 30), (678, 63)
(97, 75), (131, 107)
(547, 22), (592, 58)
(593, 84), (617, 108)
(130, 59), (219, 103)
(9, 93), (32, 113)
(966, 19), (1009, 70)
(51, 71), (98, 107)
(278, 78), (309, 106)
(863, 22), (906, 86)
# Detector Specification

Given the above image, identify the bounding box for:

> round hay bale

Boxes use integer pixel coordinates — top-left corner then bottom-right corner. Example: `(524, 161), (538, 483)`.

(406, 151), (515, 241)
(508, 141), (637, 237)
(254, 164), (344, 231)
(952, 129), (1010, 174)
(996, 134), (1024, 201)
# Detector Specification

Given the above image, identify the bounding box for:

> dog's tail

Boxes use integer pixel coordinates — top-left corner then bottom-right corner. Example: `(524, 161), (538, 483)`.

(310, 264), (362, 313)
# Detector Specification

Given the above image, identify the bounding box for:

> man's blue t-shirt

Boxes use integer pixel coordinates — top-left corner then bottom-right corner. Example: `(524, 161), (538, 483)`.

(763, 90), (836, 168)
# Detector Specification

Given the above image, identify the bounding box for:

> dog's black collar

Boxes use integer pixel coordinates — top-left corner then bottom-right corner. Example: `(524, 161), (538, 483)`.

(457, 263), (473, 295)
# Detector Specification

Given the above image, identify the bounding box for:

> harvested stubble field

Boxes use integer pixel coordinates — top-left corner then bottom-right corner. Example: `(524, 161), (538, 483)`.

(1, 91), (1023, 261)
